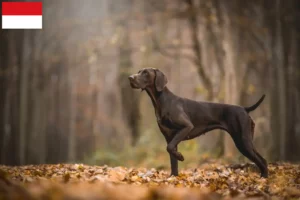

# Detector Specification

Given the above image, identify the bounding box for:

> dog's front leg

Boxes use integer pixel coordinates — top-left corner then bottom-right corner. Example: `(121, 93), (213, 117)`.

(167, 114), (194, 161)
(164, 136), (179, 176)
(169, 147), (178, 176)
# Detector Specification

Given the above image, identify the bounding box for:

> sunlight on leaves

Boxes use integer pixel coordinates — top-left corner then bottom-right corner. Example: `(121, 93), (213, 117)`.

(0, 163), (299, 199)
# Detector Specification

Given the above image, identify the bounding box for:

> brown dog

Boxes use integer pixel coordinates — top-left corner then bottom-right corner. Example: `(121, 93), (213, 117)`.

(129, 68), (268, 178)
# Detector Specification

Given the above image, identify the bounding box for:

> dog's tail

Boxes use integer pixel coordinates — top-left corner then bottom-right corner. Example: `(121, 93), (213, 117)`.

(244, 94), (265, 113)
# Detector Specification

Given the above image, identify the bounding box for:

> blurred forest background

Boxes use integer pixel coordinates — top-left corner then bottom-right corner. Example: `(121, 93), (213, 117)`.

(0, 0), (300, 169)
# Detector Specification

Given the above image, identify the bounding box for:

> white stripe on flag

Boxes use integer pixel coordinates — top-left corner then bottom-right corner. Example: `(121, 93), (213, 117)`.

(2, 16), (42, 29)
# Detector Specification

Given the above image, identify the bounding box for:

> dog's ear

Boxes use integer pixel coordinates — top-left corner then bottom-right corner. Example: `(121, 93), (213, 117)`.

(154, 69), (168, 92)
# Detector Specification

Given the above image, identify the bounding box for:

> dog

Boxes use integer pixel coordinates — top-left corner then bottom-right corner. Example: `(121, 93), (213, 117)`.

(128, 68), (268, 178)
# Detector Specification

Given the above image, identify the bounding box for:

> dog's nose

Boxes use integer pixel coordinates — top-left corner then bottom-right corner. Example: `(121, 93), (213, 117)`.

(128, 75), (134, 81)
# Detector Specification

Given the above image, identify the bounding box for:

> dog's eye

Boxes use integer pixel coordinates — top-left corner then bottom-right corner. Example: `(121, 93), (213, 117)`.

(142, 71), (148, 75)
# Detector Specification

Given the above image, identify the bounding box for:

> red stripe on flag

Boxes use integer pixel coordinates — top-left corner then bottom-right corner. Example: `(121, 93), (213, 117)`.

(2, 2), (42, 15)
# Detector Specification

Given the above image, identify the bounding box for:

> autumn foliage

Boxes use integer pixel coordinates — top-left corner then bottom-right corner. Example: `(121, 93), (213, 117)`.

(0, 163), (300, 200)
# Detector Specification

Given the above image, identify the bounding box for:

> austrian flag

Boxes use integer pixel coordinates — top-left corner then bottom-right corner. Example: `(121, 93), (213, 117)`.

(2, 2), (42, 29)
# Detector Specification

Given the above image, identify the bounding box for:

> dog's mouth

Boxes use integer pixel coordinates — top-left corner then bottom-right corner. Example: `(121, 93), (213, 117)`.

(129, 80), (146, 92)
(129, 80), (140, 89)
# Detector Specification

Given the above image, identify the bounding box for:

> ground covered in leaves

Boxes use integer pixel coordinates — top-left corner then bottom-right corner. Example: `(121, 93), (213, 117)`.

(0, 163), (300, 200)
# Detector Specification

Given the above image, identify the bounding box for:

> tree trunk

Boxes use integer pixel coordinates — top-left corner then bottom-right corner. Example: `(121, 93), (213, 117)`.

(276, 0), (286, 161)
(68, 67), (77, 162)
(185, 0), (213, 100)
(284, 0), (300, 161)
(39, 89), (47, 163)
(28, 39), (40, 164)
(19, 30), (29, 165)
(116, 0), (141, 146)
(222, 2), (239, 158)
(0, 32), (10, 164)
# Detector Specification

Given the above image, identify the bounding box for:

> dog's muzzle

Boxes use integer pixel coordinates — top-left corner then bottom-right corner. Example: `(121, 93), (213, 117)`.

(128, 75), (140, 89)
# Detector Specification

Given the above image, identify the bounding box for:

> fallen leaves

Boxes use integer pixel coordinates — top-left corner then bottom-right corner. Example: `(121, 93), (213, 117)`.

(0, 163), (299, 200)
(108, 167), (127, 182)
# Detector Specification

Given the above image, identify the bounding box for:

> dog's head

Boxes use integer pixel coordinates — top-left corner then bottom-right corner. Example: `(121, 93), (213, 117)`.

(128, 68), (168, 92)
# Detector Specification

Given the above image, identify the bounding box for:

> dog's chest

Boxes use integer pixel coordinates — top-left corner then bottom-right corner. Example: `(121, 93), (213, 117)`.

(160, 116), (176, 128)
(156, 114), (181, 137)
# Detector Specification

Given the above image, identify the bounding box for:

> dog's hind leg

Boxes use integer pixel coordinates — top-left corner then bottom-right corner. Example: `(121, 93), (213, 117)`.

(229, 116), (268, 178)
(253, 148), (267, 167)
(232, 130), (268, 178)
(250, 116), (255, 140)
(249, 117), (268, 169)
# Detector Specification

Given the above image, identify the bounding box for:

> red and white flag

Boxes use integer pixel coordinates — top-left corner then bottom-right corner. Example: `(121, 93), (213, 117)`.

(2, 2), (42, 29)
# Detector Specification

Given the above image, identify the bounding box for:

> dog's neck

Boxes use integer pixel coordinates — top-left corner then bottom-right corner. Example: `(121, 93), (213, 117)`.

(145, 86), (172, 122)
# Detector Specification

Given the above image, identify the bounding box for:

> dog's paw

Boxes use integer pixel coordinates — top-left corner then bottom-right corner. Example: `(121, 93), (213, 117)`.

(261, 171), (268, 178)
(175, 152), (184, 161)
(169, 173), (178, 177)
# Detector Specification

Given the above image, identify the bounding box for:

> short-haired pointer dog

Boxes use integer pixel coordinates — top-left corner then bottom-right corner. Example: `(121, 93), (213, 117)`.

(128, 68), (268, 178)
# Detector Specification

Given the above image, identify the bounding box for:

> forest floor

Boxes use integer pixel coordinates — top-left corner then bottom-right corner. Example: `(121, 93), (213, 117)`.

(0, 162), (300, 200)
